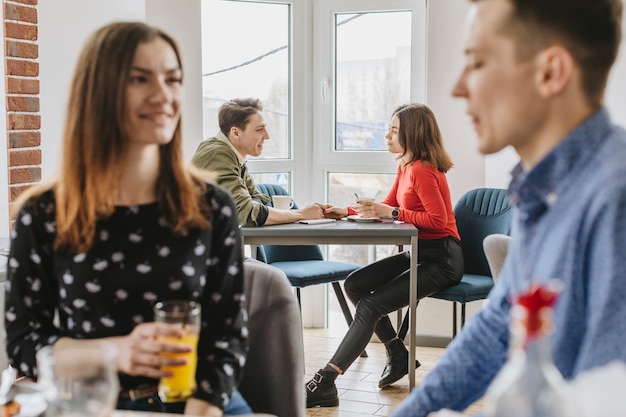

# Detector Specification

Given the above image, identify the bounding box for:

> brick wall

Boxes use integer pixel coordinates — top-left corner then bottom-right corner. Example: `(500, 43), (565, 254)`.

(4, 0), (40, 207)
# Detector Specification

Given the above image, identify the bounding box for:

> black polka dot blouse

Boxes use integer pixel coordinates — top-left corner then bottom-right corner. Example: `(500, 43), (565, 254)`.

(4, 182), (248, 410)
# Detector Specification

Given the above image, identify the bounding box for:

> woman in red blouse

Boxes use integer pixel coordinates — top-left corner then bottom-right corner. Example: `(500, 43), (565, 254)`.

(306, 103), (464, 408)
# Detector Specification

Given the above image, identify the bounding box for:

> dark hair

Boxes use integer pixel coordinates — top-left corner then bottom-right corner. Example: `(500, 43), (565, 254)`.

(393, 103), (453, 173)
(473, 0), (623, 105)
(218, 98), (264, 136)
(16, 21), (213, 253)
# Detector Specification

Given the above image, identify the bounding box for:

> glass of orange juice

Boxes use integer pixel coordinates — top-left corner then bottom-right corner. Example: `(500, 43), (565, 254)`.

(153, 300), (201, 403)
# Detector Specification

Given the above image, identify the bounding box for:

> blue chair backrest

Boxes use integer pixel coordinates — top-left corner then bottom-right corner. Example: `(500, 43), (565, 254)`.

(255, 184), (324, 263)
(454, 188), (512, 277)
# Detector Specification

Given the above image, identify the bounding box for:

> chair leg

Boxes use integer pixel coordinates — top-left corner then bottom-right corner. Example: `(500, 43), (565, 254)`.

(397, 300), (420, 342)
(461, 303), (466, 330)
(331, 282), (367, 357)
(398, 312), (409, 342)
(332, 282), (354, 326)
(452, 303), (458, 338)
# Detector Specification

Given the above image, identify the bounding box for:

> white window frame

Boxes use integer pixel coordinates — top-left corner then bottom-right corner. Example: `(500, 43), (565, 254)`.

(199, 0), (428, 327)
(312, 0), (428, 202)
(231, 0), (310, 201)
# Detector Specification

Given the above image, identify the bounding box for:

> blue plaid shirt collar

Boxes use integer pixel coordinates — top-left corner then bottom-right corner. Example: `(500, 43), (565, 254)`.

(508, 107), (612, 223)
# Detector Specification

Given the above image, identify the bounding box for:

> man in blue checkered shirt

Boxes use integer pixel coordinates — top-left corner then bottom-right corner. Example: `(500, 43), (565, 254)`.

(392, 0), (626, 416)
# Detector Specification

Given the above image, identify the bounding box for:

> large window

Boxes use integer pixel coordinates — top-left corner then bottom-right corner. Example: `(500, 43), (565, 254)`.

(202, 1), (290, 160)
(314, 0), (426, 202)
(201, 0), (427, 326)
(201, 0), (292, 189)
(316, 0), (426, 268)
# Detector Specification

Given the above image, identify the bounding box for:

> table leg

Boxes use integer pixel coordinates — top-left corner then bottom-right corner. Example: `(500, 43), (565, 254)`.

(249, 244), (258, 259)
(408, 235), (418, 390)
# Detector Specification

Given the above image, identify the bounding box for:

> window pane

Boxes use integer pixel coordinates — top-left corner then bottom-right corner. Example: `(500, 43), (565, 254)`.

(327, 172), (396, 265)
(328, 172), (395, 207)
(335, 12), (412, 151)
(201, 1), (290, 159)
(251, 172), (291, 192)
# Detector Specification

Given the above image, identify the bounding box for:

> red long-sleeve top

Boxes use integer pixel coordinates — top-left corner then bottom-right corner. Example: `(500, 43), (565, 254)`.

(382, 161), (460, 241)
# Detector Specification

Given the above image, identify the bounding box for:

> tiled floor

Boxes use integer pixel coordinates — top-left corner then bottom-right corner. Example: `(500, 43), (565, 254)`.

(303, 327), (484, 417)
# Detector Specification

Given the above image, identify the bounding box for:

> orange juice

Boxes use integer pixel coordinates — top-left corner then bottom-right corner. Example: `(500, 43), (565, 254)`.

(158, 332), (199, 402)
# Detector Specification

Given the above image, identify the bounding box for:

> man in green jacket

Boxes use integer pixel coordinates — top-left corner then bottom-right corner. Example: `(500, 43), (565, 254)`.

(192, 98), (324, 226)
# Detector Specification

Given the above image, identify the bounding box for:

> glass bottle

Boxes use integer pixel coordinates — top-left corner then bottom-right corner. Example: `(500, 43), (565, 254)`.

(483, 282), (580, 417)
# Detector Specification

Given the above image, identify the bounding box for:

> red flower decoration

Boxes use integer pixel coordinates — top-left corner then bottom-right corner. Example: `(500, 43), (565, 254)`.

(515, 283), (559, 336)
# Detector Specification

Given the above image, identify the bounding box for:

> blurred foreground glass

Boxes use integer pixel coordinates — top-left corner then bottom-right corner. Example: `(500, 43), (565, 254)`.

(36, 342), (119, 417)
(153, 300), (201, 403)
(484, 282), (581, 417)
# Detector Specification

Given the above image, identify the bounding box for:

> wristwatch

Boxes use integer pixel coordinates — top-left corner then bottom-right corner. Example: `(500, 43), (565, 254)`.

(391, 207), (400, 220)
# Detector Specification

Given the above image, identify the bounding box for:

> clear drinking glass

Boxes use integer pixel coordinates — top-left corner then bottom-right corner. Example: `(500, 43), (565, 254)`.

(36, 342), (119, 417)
(153, 300), (201, 403)
(483, 282), (581, 417)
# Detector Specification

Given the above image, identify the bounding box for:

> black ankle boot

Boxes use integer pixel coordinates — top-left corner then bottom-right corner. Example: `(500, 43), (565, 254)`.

(378, 339), (421, 388)
(305, 369), (339, 408)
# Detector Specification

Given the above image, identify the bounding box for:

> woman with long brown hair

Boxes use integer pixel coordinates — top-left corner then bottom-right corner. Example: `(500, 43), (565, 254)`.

(5, 21), (250, 416)
(306, 103), (464, 408)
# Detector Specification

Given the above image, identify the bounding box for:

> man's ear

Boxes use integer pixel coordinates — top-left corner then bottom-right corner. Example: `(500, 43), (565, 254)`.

(534, 45), (575, 98)
(229, 126), (240, 141)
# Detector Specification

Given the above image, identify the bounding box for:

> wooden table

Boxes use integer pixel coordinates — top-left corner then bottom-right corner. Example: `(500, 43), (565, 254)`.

(241, 219), (419, 389)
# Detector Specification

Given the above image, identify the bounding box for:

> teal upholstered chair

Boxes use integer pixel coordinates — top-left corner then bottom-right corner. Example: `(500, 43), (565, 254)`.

(254, 184), (363, 331)
(398, 187), (513, 339)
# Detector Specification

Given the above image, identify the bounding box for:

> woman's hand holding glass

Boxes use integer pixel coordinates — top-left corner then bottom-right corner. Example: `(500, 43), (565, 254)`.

(113, 322), (192, 379)
(357, 200), (393, 219)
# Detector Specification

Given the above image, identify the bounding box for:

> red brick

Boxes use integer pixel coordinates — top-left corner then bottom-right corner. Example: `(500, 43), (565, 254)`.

(6, 77), (39, 94)
(8, 131), (40, 148)
(9, 149), (41, 166)
(6, 96), (39, 112)
(5, 40), (38, 58)
(9, 184), (35, 202)
(9, 167), (41, 184)
(7, 113), (40, 130)
(6, 59), (39, 76)
(4, 22), (37, 41)
(4, 3), (38, 24)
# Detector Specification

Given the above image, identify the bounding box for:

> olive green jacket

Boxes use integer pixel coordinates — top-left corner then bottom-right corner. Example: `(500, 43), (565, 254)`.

(192, 132), (270, 226)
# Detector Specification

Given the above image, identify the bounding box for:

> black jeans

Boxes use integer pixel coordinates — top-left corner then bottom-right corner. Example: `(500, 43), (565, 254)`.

(329, 236), (464, 371)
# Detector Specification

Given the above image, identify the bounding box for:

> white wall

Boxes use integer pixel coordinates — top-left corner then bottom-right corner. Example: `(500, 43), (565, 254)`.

(146, 0), (204, 162)
(38, 0), (147, 180)
(426, 0), (483, 203)
(415, 0), (484, 337)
